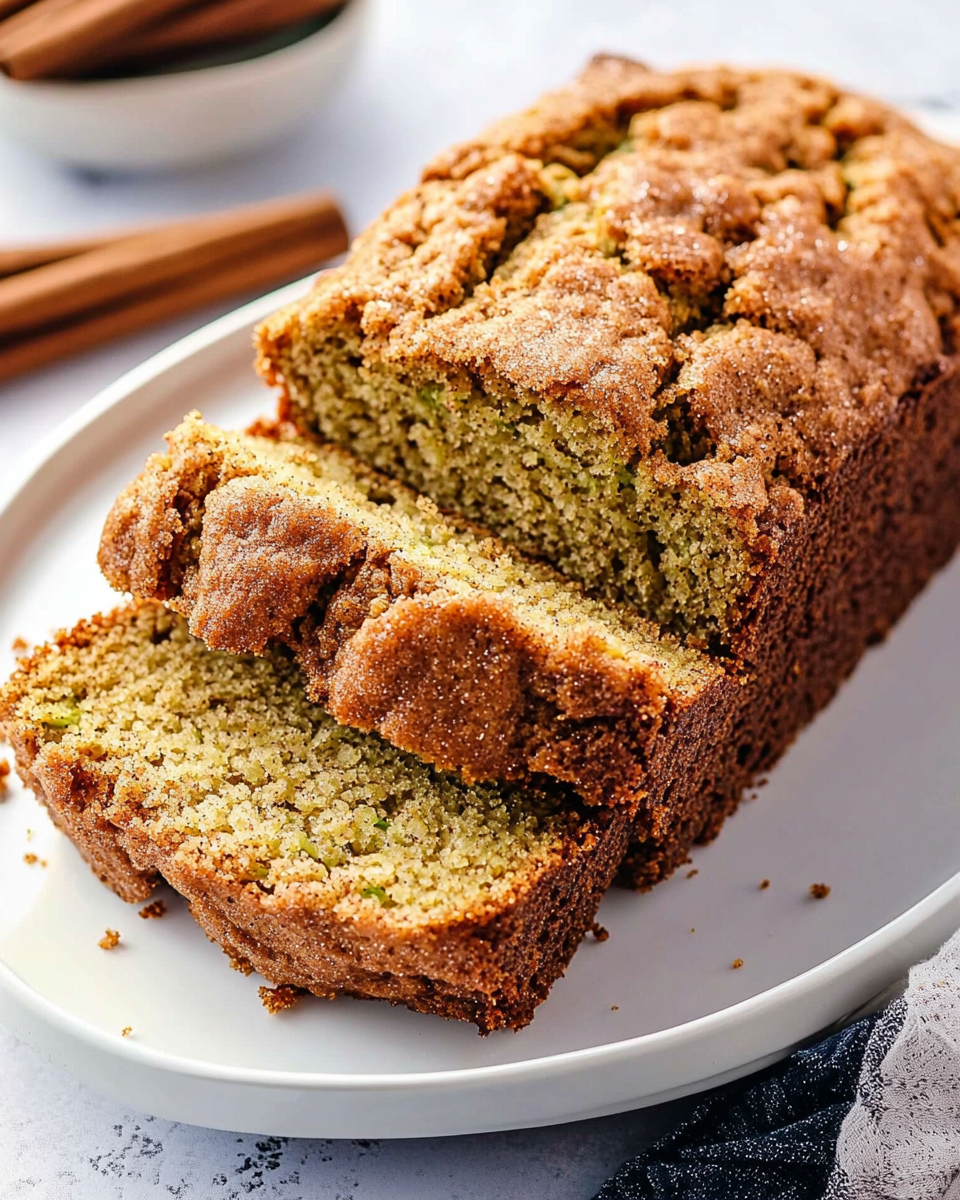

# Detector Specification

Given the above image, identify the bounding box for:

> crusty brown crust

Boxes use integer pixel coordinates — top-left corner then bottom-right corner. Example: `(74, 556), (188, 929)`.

(624, 357), (960, 885)
(0, 611), (632, 1032)
(98, 422), (727, 808)
(257, 56), (960, 516)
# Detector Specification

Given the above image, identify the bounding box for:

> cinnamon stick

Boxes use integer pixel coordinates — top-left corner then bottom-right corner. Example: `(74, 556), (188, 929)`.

(104, 0), (343, 61)
(0, 234), (115, 279)
(0, 229), (336, 385)
(0, 0), (32, 20)
(0, 0), (198, 80)
(0, 191), (346, 337)
(0, 204), (298, 278)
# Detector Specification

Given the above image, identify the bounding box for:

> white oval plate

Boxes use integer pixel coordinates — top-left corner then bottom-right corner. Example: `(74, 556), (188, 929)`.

(1, 281), (960, 1138)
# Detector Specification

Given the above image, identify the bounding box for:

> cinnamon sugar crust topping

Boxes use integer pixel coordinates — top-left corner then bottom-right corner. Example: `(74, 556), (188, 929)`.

(99, 413), (724, 805)
(258, 58), (960, 642)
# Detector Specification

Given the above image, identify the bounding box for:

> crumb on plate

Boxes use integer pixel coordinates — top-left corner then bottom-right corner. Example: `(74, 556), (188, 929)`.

(259, 984), (305, 1014)
(731, 958), (744, 970)
(99, 928), (120, 950)
(138, 899), (167, 920)
(11, 636), (28, 654)
(686, 868), (698, 879)
(809, 882), (831, 899)
(610, 1005), (619, 1011)
(121, 1026), (132, 1038)
(759, 878), (771, 890)
(590, 922), (609, 942)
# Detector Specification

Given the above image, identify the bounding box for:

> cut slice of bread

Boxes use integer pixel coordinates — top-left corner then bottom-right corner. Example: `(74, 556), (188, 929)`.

(0, 602), (633, 1031)
(98, 413), (729, 810)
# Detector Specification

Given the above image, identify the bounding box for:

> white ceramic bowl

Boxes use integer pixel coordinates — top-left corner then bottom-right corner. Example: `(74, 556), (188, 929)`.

(0, 0), (366, 172)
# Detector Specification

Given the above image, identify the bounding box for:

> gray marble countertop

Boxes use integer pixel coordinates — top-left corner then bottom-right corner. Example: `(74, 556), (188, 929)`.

(2, 1), (959, 1193)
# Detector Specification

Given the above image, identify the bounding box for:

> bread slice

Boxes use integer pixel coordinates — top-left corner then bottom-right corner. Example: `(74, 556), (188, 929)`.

(255, 57), (960, 651)
(98, 413), (729, 810)
(0, 602), (634, 1031)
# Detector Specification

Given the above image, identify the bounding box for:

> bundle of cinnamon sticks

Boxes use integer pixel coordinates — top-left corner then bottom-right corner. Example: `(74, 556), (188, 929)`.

(0, 0), (346, 80)
(0, 190), (347, 385)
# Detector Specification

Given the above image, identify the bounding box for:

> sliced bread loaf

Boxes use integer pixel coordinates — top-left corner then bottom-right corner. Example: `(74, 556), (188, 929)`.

(98, 414), (729, 810)
(0, 602), (631, 1031)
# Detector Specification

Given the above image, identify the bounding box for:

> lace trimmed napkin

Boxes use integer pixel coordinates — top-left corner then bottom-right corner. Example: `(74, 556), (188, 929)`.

(596, 930), (960, 1200)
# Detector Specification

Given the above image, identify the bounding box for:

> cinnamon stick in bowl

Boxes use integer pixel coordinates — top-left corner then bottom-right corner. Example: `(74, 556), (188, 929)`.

(94, 0), (345, 72)
(0, 0), (197, 80)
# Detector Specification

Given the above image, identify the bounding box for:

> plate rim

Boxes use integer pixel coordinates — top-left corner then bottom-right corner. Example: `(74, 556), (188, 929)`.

(1, 279), (957, 1097)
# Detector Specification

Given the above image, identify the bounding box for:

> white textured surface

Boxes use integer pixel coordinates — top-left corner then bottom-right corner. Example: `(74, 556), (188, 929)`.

(2, 0), (960, 1192)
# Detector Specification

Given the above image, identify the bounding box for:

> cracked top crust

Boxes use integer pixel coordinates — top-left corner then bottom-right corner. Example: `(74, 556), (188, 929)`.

(259, 56), (960, 489)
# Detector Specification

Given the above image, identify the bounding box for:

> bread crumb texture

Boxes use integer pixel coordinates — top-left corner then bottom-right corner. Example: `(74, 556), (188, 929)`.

(1, 604), (579, 928)
(260, 57), (960, 643)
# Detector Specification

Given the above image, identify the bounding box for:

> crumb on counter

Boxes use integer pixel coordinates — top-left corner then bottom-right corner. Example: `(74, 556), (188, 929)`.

(590, 922), (609, 942)
(121, 1026), (132, 1038)
(809, 883), (831, 900)
(99, 928), (121, 950)
(686, 868), (698, 879)
(731, 958), (744, 970)
(138, 899), (167, 920)
(759, 878), (771, 890)
(259, 984), (305, 1014)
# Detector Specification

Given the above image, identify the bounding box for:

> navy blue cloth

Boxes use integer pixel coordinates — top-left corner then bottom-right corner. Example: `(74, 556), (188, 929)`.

(595, 1013), (884, 1200)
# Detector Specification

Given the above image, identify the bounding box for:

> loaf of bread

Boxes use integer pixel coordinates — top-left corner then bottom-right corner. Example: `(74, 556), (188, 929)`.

(0, 603), (631, 1030)
(98, 413), (727, 810)
(256, 57), (960, 887)
(257, 57), (960, 650)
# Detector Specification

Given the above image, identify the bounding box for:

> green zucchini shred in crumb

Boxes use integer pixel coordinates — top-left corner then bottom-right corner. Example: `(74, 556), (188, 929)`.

(38, 699), (81, 728)
(298, 834), (321, 859)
